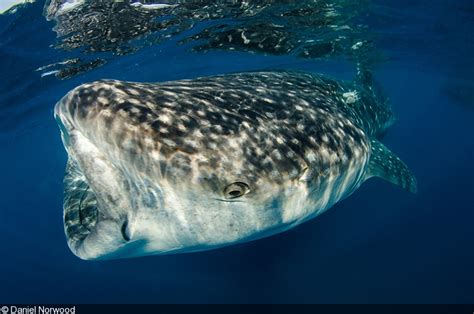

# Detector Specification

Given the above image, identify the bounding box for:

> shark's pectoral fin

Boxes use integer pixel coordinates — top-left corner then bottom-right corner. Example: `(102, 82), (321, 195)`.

(364, 139), (417, 193)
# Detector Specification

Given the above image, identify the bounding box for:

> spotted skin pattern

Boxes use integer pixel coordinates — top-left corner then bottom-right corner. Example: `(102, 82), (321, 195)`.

(55, 71), (413, 260)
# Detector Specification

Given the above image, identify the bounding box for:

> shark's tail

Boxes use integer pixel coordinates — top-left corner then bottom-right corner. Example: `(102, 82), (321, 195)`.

(351, 62), (395, 138)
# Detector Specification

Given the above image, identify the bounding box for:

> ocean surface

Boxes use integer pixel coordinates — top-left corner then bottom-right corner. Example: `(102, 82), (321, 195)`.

(0, 0), (473, 304)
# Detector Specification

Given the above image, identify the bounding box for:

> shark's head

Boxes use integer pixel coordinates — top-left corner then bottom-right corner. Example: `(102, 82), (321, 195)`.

(55, 75), (369, 260)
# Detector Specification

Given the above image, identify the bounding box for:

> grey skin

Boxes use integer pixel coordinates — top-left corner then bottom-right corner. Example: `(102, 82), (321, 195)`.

(55, 71), (416, 260)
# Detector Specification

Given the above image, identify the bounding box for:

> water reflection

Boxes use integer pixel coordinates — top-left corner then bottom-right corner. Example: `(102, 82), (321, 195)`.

(41, 0), (374, 78)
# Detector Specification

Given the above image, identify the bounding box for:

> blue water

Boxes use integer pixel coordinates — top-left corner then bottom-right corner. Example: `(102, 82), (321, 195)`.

(0, 0), (473, 303)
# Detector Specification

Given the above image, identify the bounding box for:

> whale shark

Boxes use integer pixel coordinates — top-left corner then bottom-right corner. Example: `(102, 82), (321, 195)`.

(55, 70), (416, 260)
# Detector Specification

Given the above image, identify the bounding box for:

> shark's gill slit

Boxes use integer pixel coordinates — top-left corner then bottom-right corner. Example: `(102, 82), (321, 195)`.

(63, 158), (99, 250)
(78, 185), (91, 226)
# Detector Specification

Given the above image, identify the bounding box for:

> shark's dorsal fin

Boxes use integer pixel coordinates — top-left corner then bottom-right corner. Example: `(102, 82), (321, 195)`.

(364, 139), (417, 193)
(343, 64), (395, 138)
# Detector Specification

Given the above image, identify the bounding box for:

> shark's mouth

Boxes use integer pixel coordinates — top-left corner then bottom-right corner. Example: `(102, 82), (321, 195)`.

(58, 124), (135, 260)
(63, 157), (100, 252)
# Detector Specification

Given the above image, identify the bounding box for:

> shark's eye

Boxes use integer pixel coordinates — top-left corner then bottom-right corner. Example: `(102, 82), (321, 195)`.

(224, 182), (250, 199)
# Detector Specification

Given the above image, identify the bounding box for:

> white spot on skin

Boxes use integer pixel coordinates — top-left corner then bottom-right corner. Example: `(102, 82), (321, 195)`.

(162, 138), (176, 147)
(118, 110), (128, 118)
(306, 151), (317, 162)
(255, 147), (264, 156)
(183, 139), (198, 149)
(128, 99), (141, 106)
(177, 123), (187, 132)
(128, 89), (141, 96)
(201, 120), (211, 127)
(158, 114), (172, 125)
(272, 150), (283, 160)
(342, 91), (359, 104)
(208, 142), (217, 149)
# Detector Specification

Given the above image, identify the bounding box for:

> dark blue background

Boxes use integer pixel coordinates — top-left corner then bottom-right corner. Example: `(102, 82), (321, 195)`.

(0, 0), (473, 303)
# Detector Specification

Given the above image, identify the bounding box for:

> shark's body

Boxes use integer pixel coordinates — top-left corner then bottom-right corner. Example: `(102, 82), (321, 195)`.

(55, 71), (416, 260)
